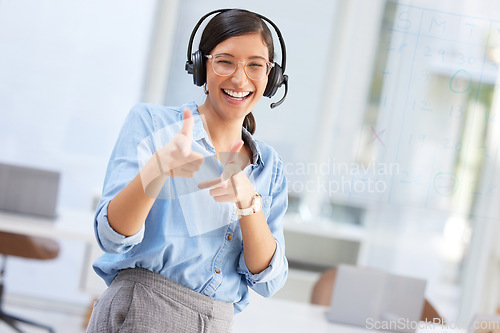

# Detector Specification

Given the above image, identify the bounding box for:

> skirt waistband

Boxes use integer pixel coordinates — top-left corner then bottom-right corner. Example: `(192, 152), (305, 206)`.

(114, 267), (233, 321)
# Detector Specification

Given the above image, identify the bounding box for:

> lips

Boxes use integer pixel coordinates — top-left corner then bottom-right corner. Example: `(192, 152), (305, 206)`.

(222, 89), (253, 101)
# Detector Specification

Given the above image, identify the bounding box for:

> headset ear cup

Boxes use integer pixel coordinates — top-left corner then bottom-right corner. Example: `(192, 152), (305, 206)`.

(192, 50), (206, 86)
(264, 65), (283, 98)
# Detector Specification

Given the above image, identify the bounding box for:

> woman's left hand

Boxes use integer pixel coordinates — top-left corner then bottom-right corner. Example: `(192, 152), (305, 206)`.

(198, 140), (256, 208)
(200, 141), (276, 275)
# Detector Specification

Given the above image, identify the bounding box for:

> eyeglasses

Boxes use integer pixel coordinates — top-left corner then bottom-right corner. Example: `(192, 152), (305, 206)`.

(205, 54), (274, 81)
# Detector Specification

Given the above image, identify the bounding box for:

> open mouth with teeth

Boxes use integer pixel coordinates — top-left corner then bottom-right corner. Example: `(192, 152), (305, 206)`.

(222, 89), (253, 101)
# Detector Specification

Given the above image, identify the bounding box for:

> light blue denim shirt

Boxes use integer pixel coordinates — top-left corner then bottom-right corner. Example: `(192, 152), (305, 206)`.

(93, 101), (288, 313)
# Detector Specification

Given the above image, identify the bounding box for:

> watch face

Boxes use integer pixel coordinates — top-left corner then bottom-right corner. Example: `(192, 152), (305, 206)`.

(234, 194), (262, 216)
(255, 195), (262, 211)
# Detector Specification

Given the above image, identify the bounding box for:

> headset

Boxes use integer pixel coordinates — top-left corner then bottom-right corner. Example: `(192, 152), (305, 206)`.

(185, 9), (289, 109)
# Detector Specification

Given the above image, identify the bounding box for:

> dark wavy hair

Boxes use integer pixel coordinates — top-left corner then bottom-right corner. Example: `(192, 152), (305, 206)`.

(199, 9), (274, 135)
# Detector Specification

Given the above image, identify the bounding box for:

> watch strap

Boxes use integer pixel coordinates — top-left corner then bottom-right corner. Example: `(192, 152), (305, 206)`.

(234, 194), (262, 216)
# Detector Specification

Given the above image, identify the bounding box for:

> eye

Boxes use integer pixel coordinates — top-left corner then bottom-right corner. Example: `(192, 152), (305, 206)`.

(214, 56), (235, 66)
(248, 61), (264, 68)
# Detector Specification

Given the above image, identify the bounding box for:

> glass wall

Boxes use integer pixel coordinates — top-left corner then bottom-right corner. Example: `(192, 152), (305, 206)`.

(160, 0), (500, 323)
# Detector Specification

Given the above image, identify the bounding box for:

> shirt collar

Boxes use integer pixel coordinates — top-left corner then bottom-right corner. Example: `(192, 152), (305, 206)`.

(242, 126), (264, 168)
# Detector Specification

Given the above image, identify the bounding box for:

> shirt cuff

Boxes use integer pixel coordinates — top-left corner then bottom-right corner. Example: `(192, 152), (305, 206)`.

(237, 239), (284, 284)
(95, 201), (145, 254)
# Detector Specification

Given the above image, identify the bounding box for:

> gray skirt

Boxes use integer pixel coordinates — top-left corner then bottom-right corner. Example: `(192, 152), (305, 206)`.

(86, 267), (234, 333)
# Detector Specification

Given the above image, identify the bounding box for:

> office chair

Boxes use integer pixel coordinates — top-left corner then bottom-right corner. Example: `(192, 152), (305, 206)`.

(310, 267), (445, 324)
(0, 231), (60, 333)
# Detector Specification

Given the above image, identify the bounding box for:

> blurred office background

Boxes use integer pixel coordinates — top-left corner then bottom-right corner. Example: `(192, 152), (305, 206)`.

(0, 0), (499, 331)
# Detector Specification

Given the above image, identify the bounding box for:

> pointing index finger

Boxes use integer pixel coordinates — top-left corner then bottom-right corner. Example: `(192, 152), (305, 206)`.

(177, 108), (194, 156)
(180, 108), (194, 137)
(198, 177), (223, 190)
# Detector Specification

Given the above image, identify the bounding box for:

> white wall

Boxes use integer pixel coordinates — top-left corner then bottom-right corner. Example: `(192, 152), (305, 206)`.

(0, 0), (156, 304)
(0, 0), (156, 210)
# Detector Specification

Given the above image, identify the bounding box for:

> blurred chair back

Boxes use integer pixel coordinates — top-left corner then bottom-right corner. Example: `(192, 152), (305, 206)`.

(0, 231), (60, 332)
(0, 232), (59, 259)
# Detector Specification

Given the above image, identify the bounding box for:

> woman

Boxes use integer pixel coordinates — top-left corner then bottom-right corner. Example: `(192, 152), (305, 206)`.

(87, 9), (288, 333)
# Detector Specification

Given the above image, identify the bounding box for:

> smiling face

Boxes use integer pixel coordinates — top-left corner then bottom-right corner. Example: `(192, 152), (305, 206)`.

(202, 33), (270, 123)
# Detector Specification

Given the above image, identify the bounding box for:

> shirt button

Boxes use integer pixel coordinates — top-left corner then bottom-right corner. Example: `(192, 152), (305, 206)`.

(215, 269), (221, 274)
(227, 235), (232, 241)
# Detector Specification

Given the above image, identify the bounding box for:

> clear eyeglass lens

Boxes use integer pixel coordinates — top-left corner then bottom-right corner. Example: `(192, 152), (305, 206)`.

(212, 55), (270, 81)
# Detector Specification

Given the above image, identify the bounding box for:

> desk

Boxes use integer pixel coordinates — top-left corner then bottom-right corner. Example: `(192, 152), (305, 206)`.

(0, 209), (105, 294)
(0, 209), (95, 242)
(234, 293), (466, 333)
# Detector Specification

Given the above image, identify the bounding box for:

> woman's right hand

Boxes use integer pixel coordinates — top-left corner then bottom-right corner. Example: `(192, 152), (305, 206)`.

(108, 108), (204, 235)
(157, 108), (204, 178)
(141, 108), (204, 198)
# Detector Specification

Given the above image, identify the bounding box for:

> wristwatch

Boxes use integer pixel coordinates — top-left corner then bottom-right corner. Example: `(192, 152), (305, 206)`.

(234, 194), (262, 216)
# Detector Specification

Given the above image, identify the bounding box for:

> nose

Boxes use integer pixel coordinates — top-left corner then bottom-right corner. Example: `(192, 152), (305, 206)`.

(231, 62), (249, 86)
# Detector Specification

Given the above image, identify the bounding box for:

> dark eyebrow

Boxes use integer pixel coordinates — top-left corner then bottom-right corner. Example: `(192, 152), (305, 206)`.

(214, 53), (269, 61)
(249, 55), (268, 61)
(214, 53), (234, 58)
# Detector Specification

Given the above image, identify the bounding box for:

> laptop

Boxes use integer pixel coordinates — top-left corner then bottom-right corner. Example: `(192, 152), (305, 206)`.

(0, 163), (60, 218)
(326, 264), (427, 333)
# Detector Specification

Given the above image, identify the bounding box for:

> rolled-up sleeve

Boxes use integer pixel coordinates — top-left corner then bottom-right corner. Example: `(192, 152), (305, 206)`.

(237, 238), (286, 282)
(94, 201), (145, 254)
(237, 155), (289, 297)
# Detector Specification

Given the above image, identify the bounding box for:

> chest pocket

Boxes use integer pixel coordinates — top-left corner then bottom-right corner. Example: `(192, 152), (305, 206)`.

(261, 195), (272, 220)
